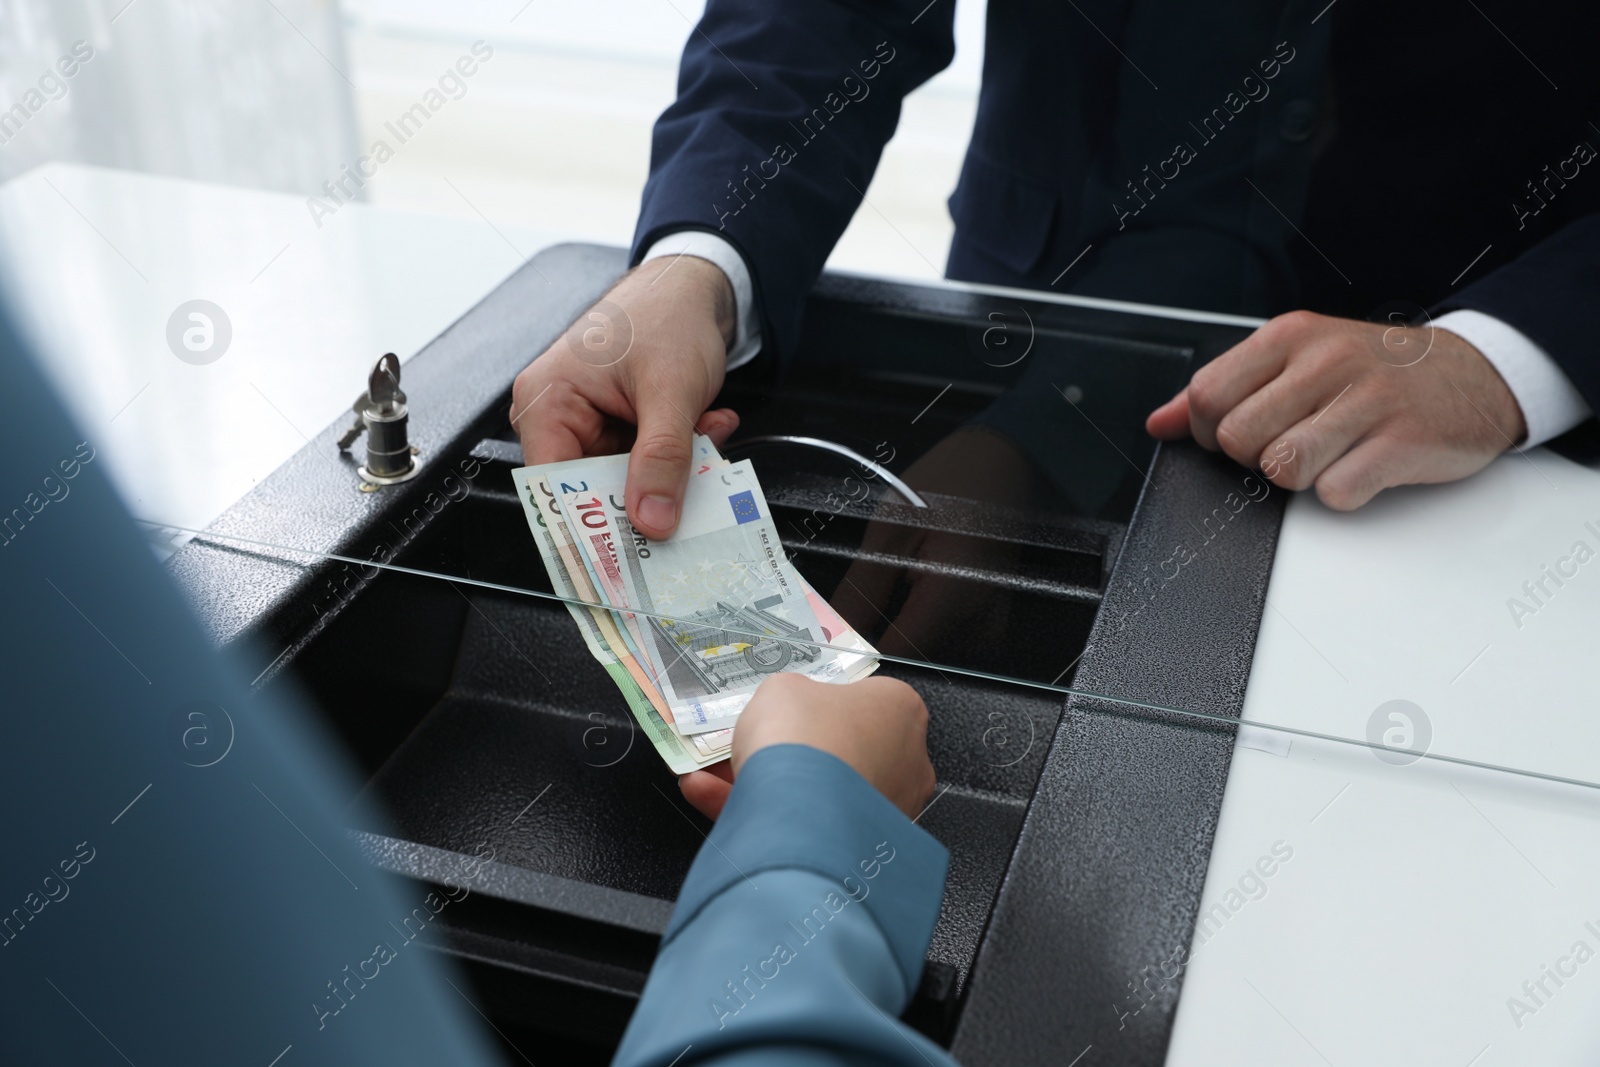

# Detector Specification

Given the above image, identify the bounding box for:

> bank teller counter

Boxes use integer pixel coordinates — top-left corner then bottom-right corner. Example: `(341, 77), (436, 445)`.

(161, 244), (1600, 1065)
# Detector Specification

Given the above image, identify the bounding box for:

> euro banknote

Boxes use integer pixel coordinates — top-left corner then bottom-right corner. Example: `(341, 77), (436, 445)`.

(551, 454), (877, 734)
(510, 438), (733, 772)
(513, 441), (877, 766)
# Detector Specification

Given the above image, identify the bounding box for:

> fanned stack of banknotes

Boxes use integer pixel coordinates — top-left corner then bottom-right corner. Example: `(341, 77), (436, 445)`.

(513, 437), (879, 773)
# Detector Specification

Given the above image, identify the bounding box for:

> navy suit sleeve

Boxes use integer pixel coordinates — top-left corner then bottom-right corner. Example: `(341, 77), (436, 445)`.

(1438, 212), (1600, 413)
(631, 0), (957, 358)
(612, 744), (954, 1067)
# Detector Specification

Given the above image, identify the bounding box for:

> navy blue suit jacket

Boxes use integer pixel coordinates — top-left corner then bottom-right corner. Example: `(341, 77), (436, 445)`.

(633, 0), (1600, 412)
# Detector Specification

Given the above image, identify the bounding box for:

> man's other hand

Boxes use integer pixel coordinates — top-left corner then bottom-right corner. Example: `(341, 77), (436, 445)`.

(511, 255), (741, 538)
(678, 675), (937, 822)
(1146, 310), (1528, 510)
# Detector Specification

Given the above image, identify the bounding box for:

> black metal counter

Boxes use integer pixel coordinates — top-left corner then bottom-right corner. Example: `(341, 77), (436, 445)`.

(168, 244), (1282, 1065)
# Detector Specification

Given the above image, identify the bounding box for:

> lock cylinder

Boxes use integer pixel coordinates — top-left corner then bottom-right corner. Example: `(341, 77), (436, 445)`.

(362, 398), (412, 479)
(338, 352), (422, 487)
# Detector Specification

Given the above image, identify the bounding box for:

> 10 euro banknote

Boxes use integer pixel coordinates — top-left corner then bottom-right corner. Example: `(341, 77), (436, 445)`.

(513, 442), (877, 767)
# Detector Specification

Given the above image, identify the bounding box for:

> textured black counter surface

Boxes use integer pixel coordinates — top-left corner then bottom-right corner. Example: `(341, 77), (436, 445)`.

(169, 244), (1281, 1064)
(950, 446), (1285, 1066)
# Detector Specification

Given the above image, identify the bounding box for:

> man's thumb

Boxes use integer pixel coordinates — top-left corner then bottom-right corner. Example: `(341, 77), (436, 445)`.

(626, 388), (696, 539)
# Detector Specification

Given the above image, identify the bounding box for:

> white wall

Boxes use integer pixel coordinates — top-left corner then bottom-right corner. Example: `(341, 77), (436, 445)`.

(339, 0), (986, 279)
(0, 0), (360, 195)
(0, 0), (986, 278)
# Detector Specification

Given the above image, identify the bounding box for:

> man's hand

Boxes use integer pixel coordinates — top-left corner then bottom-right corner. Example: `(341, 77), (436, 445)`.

(1146, 311), (1528, 510)
(678, 674), (937, 821)
(511, 255), (742, 538)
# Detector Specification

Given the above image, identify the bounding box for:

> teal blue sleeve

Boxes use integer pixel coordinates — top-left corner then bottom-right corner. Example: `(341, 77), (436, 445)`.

(612, 744), (956, 1067)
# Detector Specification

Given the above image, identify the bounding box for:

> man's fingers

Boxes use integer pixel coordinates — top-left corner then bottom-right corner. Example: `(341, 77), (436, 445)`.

(1145, 389), (1192, 440)
(1186, 312), (1311, 450)
(678, 766), (734, 820)
(588, 422), (637, 458)
(522, 423), (576, 466)
(1213, 370), (1329, 471)
(519, 387), (588, 465)
(626, 379), (700, 538)
(1313, 435), (1409, 511)
(695, 407), (741, 451)
(1256, 391), (1371, 491)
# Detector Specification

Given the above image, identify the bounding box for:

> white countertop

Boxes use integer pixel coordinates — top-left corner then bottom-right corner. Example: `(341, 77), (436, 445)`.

(1169, 450), (1600, 1066)
(0, 162), (570, 545)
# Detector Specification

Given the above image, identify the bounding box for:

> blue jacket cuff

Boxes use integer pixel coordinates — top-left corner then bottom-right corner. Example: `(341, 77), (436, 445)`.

(664, 743), (949, 1001)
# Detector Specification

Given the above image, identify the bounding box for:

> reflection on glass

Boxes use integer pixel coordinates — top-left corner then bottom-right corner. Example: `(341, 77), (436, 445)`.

(137, 517), (1600, 798)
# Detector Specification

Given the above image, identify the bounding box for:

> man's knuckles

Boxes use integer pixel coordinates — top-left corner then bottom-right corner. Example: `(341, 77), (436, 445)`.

(1185, 372), (1232, 432)
(630, 426), (695, 473)
(1258, 309), (1325, 343)
(1262, 441), (1317, 490)
(1213, 418), (1268, 467)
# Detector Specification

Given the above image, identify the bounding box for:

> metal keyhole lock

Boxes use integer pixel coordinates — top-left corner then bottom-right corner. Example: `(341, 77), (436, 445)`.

(337, 353), (422, 491)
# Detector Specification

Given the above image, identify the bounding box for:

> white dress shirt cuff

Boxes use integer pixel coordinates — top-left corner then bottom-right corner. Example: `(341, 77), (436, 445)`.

(641, 232), (763, 370)
(1433, 309), (1591, 447)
